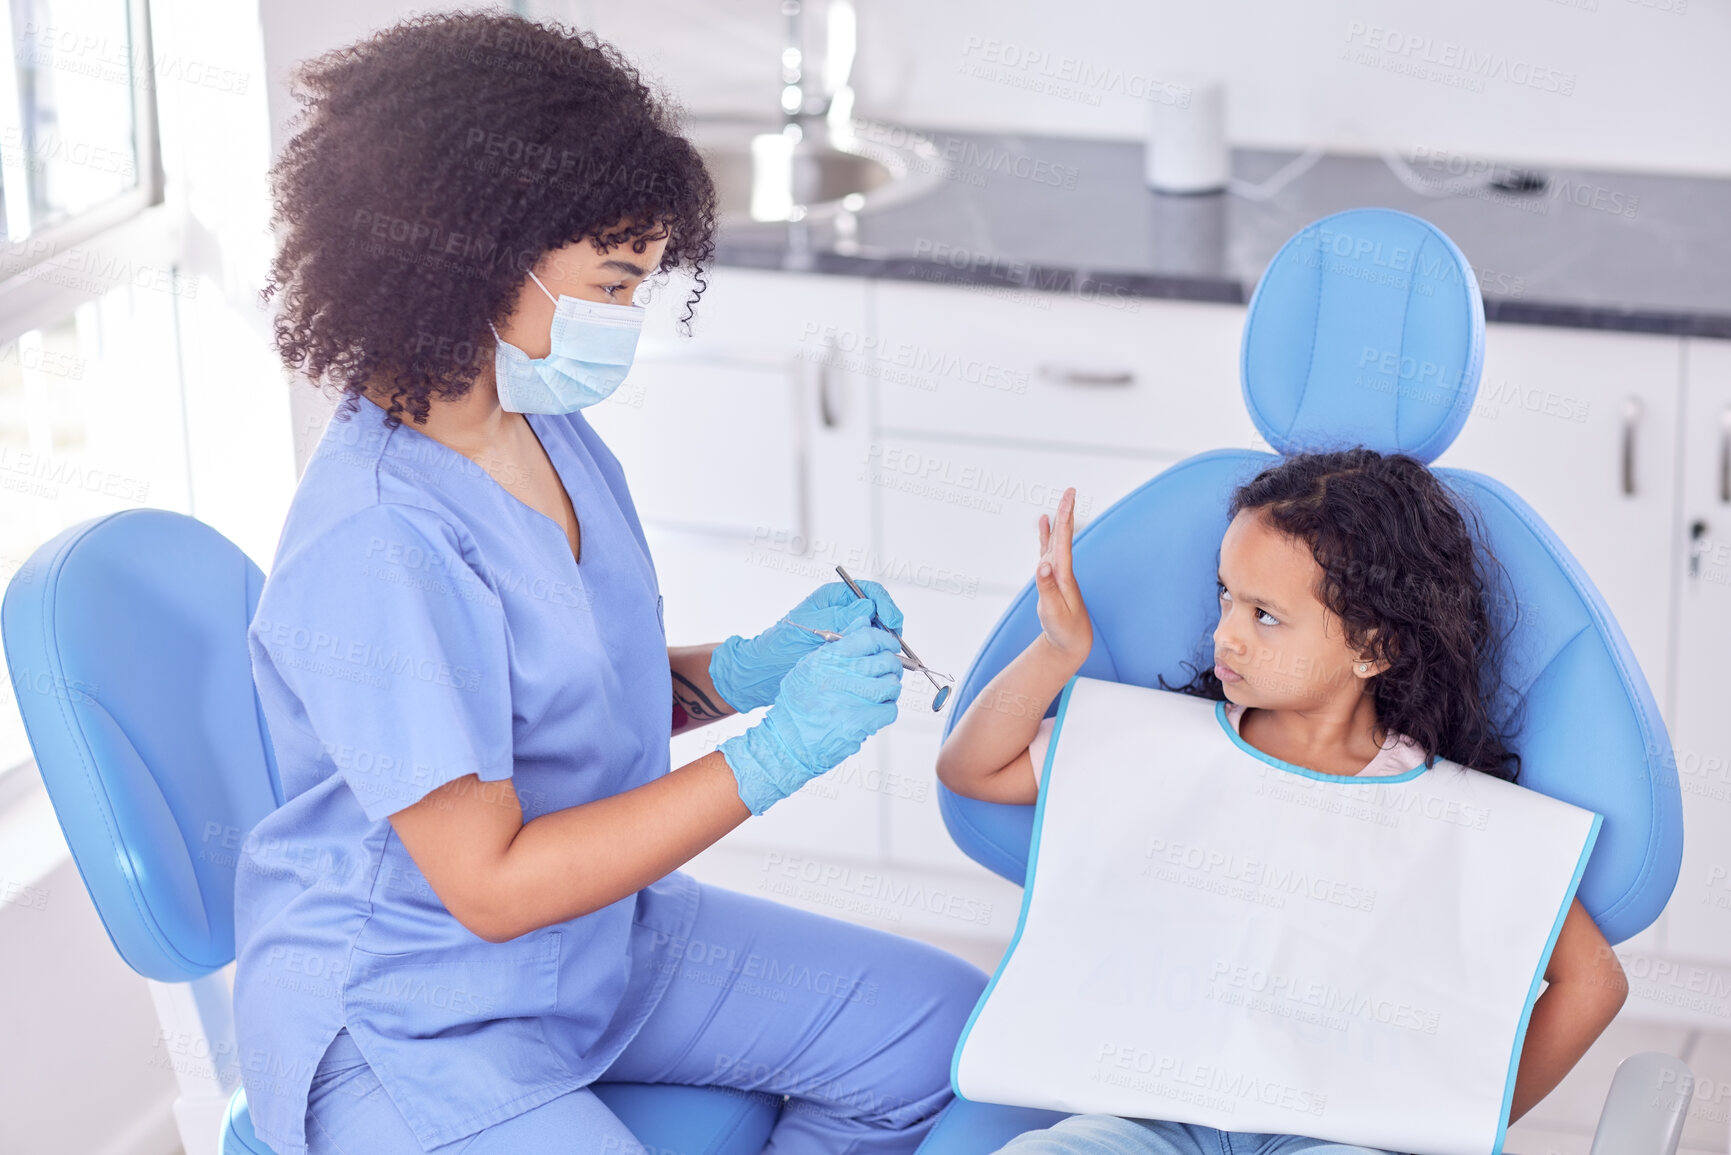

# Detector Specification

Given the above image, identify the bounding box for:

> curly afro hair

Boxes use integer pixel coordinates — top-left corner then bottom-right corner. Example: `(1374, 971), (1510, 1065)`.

(261, 8), (718, 430)
(1160, 448), (1527, 782)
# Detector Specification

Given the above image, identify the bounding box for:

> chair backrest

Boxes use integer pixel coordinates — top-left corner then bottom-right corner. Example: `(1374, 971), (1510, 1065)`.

(937, 208), (1682, 946)
(2, 510), (282, 981)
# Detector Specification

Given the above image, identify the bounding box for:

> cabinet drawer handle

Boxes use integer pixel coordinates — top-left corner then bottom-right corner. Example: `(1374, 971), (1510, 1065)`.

(1719, 403), (1731, 504)
(1037, 364), (1135, 387)
(1620, 396), (1642, 497)
(818, 361), (842, 428)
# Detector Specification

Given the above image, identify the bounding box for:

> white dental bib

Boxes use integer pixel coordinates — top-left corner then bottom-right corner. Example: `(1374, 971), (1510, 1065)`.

(952, 676), (1601, 1155)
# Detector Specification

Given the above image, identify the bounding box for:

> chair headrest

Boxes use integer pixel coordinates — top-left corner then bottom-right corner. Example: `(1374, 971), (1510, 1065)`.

(1241, 207), (1485, 464)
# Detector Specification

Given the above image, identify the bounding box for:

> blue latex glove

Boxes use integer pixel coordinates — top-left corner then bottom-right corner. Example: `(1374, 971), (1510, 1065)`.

(708, 579), (906, 713)
(719, 615), (905, 815)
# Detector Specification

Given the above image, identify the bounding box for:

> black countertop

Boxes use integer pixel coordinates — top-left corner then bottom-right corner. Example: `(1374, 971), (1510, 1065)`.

(713, 128), (1731, 339)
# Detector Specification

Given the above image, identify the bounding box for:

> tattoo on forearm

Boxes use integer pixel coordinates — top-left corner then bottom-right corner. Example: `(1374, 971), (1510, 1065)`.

(671, 670), (728, 722)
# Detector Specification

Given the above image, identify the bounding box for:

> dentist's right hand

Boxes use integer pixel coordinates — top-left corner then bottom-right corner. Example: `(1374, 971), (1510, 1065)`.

(719, 614), (905, 816)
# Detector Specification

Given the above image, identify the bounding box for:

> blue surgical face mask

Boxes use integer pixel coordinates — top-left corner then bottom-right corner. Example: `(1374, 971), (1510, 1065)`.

(489, 268), (646, 414)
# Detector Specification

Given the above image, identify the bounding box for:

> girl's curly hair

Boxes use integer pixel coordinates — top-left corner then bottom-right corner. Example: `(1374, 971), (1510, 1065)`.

(261, 8), (717, 430)
(1159, 448), (1526, 782)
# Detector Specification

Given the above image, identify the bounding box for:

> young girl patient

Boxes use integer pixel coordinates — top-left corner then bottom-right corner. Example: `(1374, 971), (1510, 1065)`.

(935, 449), (1629, 1155)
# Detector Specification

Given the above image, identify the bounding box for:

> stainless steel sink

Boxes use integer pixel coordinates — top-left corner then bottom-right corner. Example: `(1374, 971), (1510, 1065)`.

(685, 116), (951, 227)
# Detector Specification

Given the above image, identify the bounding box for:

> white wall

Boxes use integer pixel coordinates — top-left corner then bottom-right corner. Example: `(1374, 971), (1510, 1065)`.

(156, 0), (300, 570)
(257, 0), (463, 476)
(551, 0), (1731, 178)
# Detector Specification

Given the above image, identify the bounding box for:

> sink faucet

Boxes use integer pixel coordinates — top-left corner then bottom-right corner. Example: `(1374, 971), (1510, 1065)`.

(781, 0), (855, 126)
(781, 0), (816, 121)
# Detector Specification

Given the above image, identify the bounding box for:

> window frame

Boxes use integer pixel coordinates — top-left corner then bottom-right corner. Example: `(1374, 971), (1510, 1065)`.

(0, 0), (169, 345)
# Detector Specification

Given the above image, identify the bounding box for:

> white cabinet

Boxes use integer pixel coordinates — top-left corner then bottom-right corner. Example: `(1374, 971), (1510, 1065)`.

(1659, 337), (1731, 963)
(588, 266), (873, 546)
(1432, 324), (1682, 718)
(865, 435), (1180, 595)
(872, 281), (1255, 456)
(873, 580), (1018, 873)
(591, 357), (803, 538)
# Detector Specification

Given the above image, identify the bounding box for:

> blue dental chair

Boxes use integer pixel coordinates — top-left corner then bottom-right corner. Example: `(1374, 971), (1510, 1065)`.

(915, 208), (1693, 1154)
(1, 527), (783, 1151)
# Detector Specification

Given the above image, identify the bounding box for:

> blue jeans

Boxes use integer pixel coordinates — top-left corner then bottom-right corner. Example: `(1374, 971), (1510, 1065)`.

(302, 879), (988, 1154)
(996, 1116), (1396, 1155)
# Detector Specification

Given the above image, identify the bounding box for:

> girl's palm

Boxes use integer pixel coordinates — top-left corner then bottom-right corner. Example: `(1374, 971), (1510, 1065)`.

(1035, 487), (1092, 661)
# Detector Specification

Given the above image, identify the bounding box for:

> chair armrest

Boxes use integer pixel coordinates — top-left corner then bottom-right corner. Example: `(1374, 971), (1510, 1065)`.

(1588, 1051), (1694, 1155)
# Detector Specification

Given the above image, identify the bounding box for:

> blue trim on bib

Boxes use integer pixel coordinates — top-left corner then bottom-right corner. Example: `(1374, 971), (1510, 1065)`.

(1214, 699), (1433, 784)
(1494, 808), (1605, 1154)
(949, 672), (1082, 1102)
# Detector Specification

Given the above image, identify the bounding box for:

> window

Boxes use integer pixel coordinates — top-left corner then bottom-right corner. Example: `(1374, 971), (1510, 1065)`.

(2, 0), (161, 280)
(0, 0), (177, 777)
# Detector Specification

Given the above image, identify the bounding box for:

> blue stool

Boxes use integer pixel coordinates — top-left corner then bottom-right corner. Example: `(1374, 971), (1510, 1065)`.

(3, 510), (781, 1155)
(915, 208), (1694, 1154)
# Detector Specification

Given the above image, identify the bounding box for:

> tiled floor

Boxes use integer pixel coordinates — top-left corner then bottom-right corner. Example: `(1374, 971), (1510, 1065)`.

(921, 929), (1731, 1155)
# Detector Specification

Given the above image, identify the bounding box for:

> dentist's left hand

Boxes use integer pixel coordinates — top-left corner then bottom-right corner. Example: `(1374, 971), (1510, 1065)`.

(708, 579), (905, 712)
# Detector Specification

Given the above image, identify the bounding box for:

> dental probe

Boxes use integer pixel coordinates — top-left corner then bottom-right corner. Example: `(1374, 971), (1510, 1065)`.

(833, 565), (954, 712)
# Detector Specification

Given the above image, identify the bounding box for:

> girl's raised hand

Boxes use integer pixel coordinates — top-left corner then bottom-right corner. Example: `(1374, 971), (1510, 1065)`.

(1035, 487), (1092, 663)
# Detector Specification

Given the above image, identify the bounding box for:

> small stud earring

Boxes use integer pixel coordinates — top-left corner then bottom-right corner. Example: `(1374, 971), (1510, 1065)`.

(1357, 663), (1369, 673)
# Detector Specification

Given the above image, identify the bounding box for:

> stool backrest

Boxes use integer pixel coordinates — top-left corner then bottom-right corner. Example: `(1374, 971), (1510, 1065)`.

(2, 510), (282, 980)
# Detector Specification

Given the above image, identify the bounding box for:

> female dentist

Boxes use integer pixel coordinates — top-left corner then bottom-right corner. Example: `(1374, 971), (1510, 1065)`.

(233, 11), (986, 1155)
